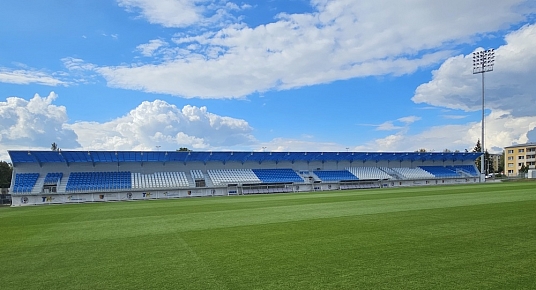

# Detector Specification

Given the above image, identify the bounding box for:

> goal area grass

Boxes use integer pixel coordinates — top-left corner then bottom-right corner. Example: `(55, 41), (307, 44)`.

(1, 182), (535, 289)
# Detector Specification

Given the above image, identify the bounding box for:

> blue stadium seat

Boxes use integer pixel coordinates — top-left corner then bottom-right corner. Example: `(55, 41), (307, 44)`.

(12, 173), (39, 194)
(66, 171), (132, 192)
(448, 165), (479, 177)
(252, 169), (303, 183)
(313, 170), (358, 181)
(419, 166), (460, 178)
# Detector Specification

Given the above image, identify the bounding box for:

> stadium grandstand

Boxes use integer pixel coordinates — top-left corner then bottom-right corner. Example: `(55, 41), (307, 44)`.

(8, 150), (482, 206)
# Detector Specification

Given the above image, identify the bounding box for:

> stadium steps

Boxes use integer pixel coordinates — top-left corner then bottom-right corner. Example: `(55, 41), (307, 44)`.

(307, 171), (321, 182)
(185, 172), (196, 187)
(33, 176), (45, 193)
(380, 167), (403, 180)
(57, 178), (68, 193)
(203, 172), (215, 187)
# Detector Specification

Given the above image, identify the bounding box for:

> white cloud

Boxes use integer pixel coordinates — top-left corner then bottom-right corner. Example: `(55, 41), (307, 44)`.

(260, 138), (346, 153)
(404, 23), (536, 153)
(0, 93), (259, 157)
(442, 115), (467, 120)
(0, 92), (80, 152)
(67, 100), (256, 150)
(376, 121), (402, 131)
(398, 116), (421, 124)
(98, 0), (535, 99)
(62, 57), (97, 71)
(136, 39), (168, 57)
(366, 116), (421, 131)
(0, 92), (354, 156)
(117, 0), (242, 28)
(0, 68), (67, 86)
(413, 23), (536, 117)
(117, 0), (200, 27)
(354, 110), (536, 153)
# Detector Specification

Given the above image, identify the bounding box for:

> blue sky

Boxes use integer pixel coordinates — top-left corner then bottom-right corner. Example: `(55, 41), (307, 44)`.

(1, 0), (536, 161)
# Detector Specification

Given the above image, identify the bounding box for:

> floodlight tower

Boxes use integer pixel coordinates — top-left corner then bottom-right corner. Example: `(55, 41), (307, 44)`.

(472, 49), (495, 182)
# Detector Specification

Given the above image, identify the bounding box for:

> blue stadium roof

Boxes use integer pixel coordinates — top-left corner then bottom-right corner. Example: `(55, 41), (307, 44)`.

(8, 150), (483, 166)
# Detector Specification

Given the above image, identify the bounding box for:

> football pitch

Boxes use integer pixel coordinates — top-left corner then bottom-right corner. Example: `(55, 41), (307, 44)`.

(1, 182), (535, 289)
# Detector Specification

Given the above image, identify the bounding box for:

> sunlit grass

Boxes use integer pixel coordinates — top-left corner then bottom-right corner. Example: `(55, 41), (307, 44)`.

(1, 182), (535, 289)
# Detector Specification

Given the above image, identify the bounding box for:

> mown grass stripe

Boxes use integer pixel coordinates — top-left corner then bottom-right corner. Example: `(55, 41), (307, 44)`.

(1, 182), (535, 289)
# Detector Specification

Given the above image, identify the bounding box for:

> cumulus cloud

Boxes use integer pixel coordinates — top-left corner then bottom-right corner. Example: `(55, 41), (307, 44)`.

(0, 92), (80, 151)
(354, 109), (536, 153)
(404, 23), (536, 152)
(66, 99), (256, 150)
(0, 92), (350, 157)
(96, 0), (535, 99)
(413, 23), (536, 117)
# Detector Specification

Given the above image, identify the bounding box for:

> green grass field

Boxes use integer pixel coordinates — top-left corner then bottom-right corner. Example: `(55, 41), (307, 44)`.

(1, 182), (535, 289)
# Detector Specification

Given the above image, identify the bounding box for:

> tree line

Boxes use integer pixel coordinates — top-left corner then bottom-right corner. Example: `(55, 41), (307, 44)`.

(0, 161), (12, 188)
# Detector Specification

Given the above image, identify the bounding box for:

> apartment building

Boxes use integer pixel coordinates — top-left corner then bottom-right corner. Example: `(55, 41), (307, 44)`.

(504, 143), (536, 176)
(489, 153), (501, 173)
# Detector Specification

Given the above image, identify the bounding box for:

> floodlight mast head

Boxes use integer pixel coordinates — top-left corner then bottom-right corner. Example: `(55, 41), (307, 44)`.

(472, 49), (495, 74)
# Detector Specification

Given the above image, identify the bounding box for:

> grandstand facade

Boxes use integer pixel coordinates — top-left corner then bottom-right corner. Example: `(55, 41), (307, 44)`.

(8, 150), (482, 206)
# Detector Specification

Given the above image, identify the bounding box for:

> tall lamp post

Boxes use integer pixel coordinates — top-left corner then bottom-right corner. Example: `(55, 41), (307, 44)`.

(472, 49), (495, 182)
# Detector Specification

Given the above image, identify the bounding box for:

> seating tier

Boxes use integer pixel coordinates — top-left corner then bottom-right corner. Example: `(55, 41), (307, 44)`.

(313, 170), (358, 181)
(207, 169), (261, 186)
(346, 167), (392, 180)
(12, 173), (39, 194)
(66, 171), (132, 192)
(131, 172), (190, 189)
(252, 169), (304, 183)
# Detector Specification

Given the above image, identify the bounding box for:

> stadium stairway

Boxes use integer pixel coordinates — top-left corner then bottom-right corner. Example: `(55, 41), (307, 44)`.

(379, 167), (403, 180)
(307, 171), (321, 183)
(31, 176), (45, 194)
(57, 178), (68, 193)
(183, 172), (196, 188)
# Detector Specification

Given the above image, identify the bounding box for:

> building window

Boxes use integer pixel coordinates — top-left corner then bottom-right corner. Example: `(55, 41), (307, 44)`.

(508, 163), (514, 167)
(508, 149), (514, 154)
(518, 156), (525, 159)
(508, 170), (514, 174)
(519, 149), (525, 153)
(508, 156), (514, 160)
(518, 163), (524, 167)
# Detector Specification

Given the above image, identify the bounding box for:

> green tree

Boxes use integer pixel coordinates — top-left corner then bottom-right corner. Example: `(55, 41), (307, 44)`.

(472, 140), (482, 170)
(0, 161), (13, 188)
(51, 142), (60, 151)
(177, 147), (191, 152)
(484, 150), (493, 175)
(519, 164), (529, 174)
(498, 151), (505, 173)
